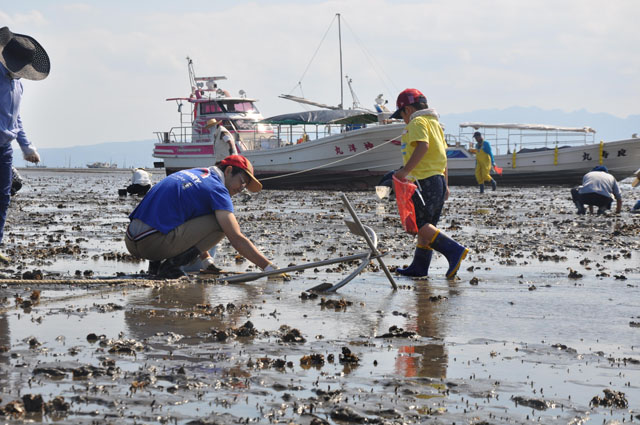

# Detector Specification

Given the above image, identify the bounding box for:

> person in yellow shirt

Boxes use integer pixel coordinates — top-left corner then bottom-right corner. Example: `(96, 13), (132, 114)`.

(390, 89), (468, 278)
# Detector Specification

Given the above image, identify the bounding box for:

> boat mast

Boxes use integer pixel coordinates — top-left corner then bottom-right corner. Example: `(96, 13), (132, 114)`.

(187, 56), (196, 92)
(337, 13), (344, 110)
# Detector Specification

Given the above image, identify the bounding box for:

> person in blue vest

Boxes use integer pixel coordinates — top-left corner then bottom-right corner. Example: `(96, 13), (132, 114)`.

(473, 132), (497, 193)
(125, 155), (280, 278)
(0, 27), (50, 264)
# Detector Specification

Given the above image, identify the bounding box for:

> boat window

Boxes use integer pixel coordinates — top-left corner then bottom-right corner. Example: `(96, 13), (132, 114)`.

(231, 119), (274, 134)
(225, 101), (259, 113)
(200, 102), (224, 114)
(234, 119), (258, 131)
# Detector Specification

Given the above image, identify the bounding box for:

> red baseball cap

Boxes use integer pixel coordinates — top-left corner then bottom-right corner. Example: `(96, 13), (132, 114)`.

(218, 155), (262, 192)
(390, 88), (428, 119)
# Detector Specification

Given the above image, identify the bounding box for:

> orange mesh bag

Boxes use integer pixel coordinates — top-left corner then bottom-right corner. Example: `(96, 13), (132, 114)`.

(393, 176), (418, 234)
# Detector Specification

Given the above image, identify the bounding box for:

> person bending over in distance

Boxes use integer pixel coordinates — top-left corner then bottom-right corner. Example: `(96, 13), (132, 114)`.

(126, 168), (152, 196)
(571, 165), (622, 215)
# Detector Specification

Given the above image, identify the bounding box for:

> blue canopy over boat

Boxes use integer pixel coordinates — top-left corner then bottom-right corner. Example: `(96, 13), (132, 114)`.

(261, 109), (378, 125)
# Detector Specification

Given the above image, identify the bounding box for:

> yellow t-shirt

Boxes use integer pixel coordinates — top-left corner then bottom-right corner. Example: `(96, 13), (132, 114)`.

(400, 115), (447, 180)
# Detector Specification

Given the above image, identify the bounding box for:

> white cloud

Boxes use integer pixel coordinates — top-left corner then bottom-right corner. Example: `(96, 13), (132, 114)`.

(11, 10), (47, 26)
(61, 3), (93, 13)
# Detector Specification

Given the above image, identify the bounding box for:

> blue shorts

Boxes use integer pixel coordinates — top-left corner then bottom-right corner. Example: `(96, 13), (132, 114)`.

(412, 174), (446, 229)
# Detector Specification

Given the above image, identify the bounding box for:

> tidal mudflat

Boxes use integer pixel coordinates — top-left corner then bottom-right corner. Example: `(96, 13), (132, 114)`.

(0, 169), (638, 424)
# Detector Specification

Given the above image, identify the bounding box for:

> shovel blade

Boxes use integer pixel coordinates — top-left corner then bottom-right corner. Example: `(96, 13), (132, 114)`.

(306, 282), (334, 292)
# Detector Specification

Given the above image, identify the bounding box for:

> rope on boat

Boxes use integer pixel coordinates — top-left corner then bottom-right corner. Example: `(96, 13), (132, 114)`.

(259, 135), (400, 182)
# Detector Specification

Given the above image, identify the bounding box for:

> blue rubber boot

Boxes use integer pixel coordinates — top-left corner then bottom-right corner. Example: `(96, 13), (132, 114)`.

(479, 184), (485, 194)
(491, 179), (497, 191)
(429, 231), (469, 278)
(396, 247), (433, 277)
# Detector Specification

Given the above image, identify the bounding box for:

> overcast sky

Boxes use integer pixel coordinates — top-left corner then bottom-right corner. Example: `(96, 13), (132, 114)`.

(3, 0), (639, 149)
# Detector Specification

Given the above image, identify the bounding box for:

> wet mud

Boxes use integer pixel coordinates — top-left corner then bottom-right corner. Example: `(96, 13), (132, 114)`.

(0, 169), (639, 424)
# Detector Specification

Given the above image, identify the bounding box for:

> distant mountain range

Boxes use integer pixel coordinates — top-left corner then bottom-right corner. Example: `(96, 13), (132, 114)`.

(12, 106), (640, 169)
(440, 106), (640, 142)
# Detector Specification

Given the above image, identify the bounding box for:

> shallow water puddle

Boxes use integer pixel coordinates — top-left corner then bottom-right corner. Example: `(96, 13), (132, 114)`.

(2, 271), (638, 423)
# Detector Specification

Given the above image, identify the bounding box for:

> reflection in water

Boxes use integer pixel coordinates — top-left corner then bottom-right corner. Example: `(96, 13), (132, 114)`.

(124, 283), (261, 347)
(0, 312), (9, 391)
(395, 281), (455, 379)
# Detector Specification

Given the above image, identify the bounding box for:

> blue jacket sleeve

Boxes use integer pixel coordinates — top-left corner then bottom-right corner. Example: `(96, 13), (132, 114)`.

(16, 114), (36, 154)
(482, 141), (495, 165)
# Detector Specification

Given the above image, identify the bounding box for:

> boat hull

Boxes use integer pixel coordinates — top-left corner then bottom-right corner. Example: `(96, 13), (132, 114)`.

(156, 123), (405, 189)
(447, 138), (639, 186)
(154, 131), (640, 188)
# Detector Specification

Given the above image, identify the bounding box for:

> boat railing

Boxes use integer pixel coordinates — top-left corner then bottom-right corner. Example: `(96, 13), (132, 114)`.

(247, 121), (388, 149)
(155, 121), (390, 151)
(154, 127), (192, 144)
(444, 134), (467, 148)
(154, 124), (286, 150)
(458, 125), (597, 156)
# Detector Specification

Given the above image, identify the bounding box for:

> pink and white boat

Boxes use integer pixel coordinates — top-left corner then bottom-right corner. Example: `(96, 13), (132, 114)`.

(152, 58), (405, 189)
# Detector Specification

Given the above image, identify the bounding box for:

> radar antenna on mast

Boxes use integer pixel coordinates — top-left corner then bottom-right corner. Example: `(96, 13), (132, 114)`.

(185, 56), (227, 97)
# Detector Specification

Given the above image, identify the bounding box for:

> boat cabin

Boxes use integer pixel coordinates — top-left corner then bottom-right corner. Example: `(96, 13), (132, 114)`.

(156, 93), (277, 152)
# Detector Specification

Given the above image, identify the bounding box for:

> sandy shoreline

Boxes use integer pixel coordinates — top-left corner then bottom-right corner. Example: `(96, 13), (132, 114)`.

(0, 170), (638, 423)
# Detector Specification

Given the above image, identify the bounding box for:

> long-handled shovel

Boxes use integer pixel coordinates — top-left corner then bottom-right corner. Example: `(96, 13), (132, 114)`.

(217, 193), (397, 292)
(216, 252), (376, 284)
(307, 193), (397, 292)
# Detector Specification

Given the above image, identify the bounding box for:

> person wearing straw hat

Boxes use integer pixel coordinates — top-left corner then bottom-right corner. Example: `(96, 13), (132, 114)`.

(0, 27), (50, 264)
(205, 118), (238, 163)
(472, 131), (498, 193)
(389, 88), (469, 279)
(125, 155), (281, 278)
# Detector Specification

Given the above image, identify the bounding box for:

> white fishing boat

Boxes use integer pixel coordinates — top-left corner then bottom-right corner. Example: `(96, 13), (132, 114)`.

(87, 161), (117, 169)
(444, 123), (640, 185)
(153, 76), (640, 187)
(152, 55), (405, 189)
(153, 14), (408, 189)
